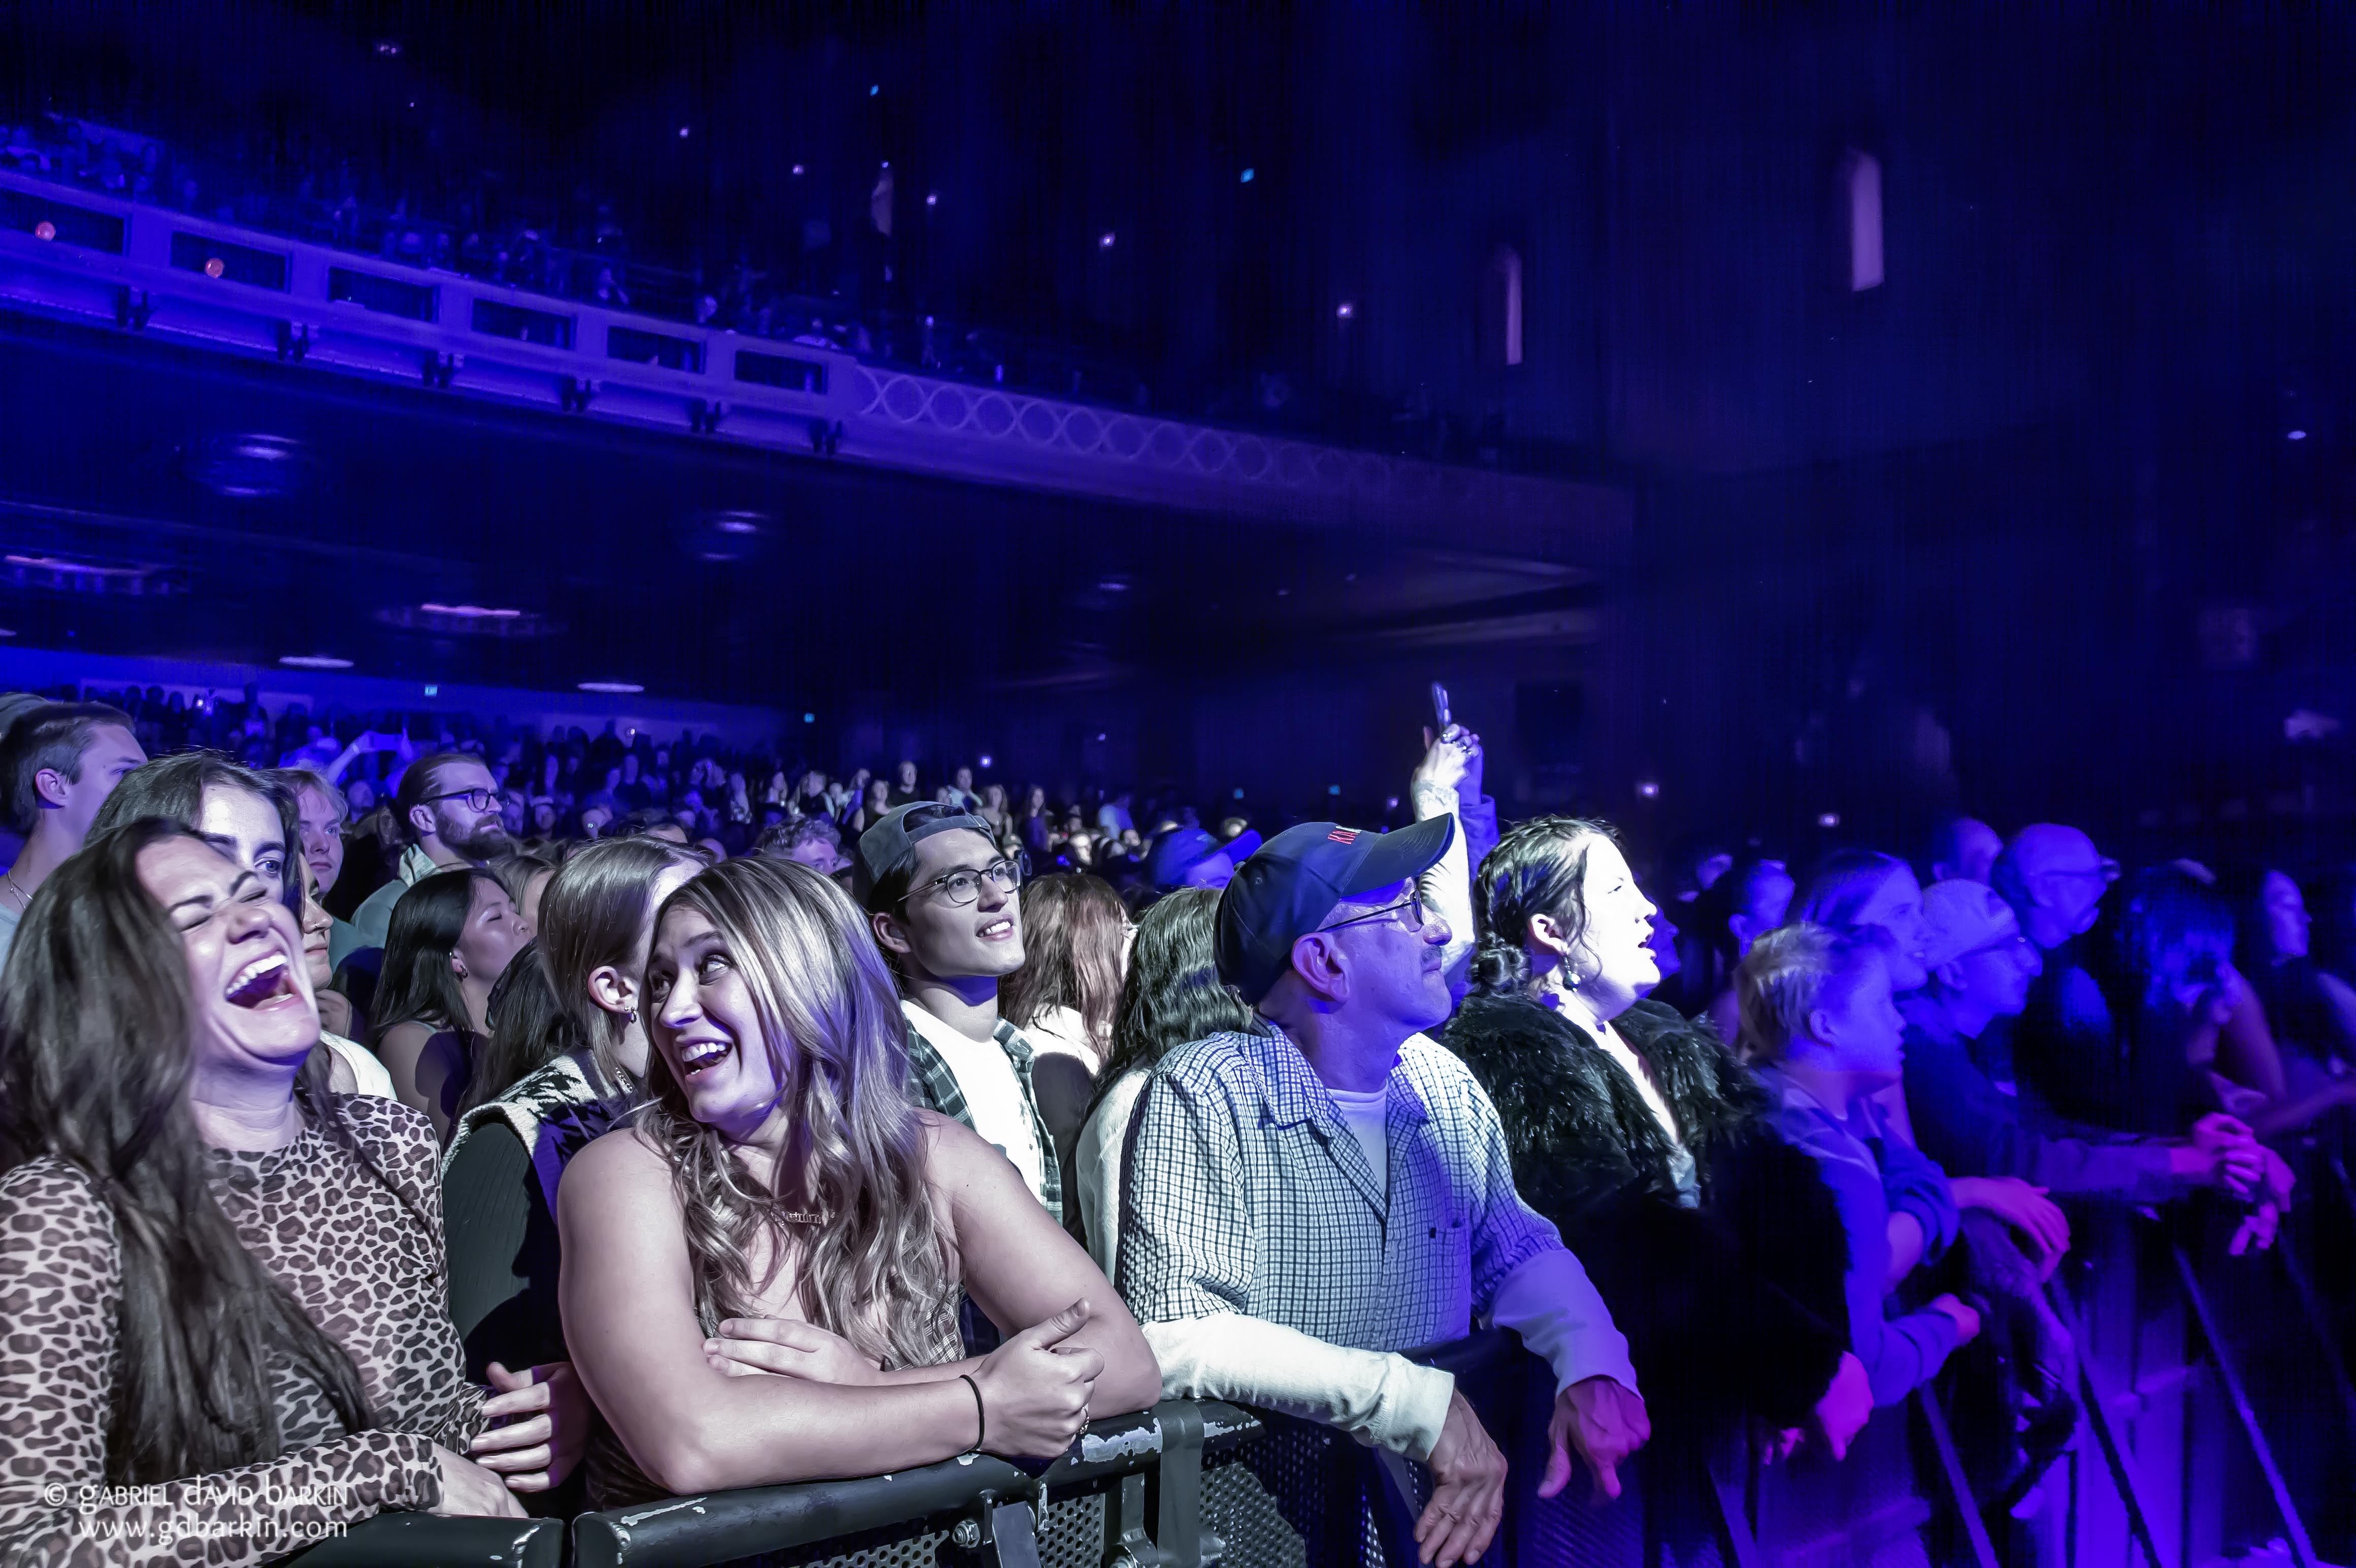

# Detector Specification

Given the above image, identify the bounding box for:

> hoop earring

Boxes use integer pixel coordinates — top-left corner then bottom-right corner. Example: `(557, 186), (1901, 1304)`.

(627, 1008), (638, 1025)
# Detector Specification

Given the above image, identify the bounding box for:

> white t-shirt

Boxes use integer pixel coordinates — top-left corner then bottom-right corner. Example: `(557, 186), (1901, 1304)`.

(1325, 1084), (1390, 1198)
(1593, 1022), (1697, 1205)
(901, 1001), (1050, 1208)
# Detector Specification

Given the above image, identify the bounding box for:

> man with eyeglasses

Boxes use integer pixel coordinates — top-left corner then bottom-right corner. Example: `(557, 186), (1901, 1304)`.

(346, 750), (516, 953)
(855, 802), (1060, 1221)
(1119, 819), (1643, 1568)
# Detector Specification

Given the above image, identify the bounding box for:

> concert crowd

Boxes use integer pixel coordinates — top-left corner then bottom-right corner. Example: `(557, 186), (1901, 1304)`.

(0, 684), (2349, 1565)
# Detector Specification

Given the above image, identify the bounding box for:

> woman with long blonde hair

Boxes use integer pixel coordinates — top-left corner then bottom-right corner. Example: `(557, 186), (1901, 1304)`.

(559, 856), (1157, 1502)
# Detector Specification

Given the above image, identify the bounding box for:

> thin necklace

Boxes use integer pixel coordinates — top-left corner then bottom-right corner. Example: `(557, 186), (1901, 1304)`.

(3, 870), (29, 909)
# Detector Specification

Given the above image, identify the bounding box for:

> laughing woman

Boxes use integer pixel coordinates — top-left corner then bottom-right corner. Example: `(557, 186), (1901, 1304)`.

(559, 856), (1159, 1503)
(0, 819), (568, 1565)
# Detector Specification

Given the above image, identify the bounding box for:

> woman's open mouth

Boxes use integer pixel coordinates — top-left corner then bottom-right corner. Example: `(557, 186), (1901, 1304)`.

(677, 1037), (736, 1076)
(224, 954), (298, 1009)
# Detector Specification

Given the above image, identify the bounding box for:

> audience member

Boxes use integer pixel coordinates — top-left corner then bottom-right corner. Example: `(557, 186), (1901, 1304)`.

(462, 941), (566, 1115)
(373, 867), (530, 1140)
(0, 702), (145, 965)
(1144, 824), (1260, 894)
(0, 820), (566, 1556)
(1000, 872), (1131, 1178)
(1925, 816), (2004, 886)
(495, 851), (561, 937)
(1902, 879), (2266, 1206)
(301, 861), (392, 1092)
(350, 752), (516, 954)
(1071, 887), (1264, 1276)
(2238, 866), (2356, 1079)
(856, 804), (1061, 1219)
(268, 765), (363, 966)
(92, 753), (375, 1092)
(1445, 818), (1870, 1466)
(1121, 816), (1646, 1567)
(556, 857), (1158, 1502)
(444, 838), (706, 1423)
(1736, 925), (1979, 1406)
(760, 813), (846, 873)
(1688, 855), (1795, 1039)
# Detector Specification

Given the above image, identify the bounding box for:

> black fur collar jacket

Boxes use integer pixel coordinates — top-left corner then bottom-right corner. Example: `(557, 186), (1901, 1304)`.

(1442, 993), (1851, 1432)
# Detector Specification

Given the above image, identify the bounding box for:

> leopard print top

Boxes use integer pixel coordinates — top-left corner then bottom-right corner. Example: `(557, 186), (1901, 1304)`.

(0, 1095), (488, 1566)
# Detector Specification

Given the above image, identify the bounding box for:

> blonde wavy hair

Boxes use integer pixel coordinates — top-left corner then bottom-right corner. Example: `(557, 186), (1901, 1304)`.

(641, 856), (959, 1369)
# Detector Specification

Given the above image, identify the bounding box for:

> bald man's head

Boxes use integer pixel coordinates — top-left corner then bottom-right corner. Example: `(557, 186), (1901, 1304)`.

(1992, 823), (2119, 948)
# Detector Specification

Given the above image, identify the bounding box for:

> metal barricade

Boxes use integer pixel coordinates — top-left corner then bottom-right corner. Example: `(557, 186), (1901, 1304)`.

(568, 1399), (1259, 1568)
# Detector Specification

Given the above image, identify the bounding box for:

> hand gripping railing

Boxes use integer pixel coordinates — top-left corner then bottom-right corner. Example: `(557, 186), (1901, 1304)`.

(568, 1398), (1260, 1568)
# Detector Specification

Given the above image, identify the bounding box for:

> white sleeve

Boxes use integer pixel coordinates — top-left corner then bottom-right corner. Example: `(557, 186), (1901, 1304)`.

(1410, 779), (1476, 990)
(1142, 1314), (1457, 1461)
(1483, 1247), (1640, 1398)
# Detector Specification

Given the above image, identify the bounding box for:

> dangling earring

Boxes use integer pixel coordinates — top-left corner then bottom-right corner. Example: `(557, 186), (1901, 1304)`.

(627, 1008), (638, 1025)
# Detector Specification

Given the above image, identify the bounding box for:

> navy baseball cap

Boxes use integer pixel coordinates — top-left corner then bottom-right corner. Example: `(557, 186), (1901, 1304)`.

(1216, 815), (1456, 1005)
(853, 801), (996, 907)
(1144, 825), (1264, 892)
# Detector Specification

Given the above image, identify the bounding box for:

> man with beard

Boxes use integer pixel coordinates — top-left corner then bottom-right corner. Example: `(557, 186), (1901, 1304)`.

(348, 751), (515, 952)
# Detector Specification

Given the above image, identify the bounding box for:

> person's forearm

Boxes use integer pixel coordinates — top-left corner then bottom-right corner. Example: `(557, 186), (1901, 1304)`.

(607, 1370), (993, 1494)
(1485, 1246), (1638, 1397)
(1142, 1315), (1455, 1460)
(1409, 779), (1474, 979)
(1884, 1211), (1925, 1290)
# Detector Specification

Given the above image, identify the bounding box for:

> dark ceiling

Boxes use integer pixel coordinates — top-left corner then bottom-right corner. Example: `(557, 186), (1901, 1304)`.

(0, 312), (1591, 706)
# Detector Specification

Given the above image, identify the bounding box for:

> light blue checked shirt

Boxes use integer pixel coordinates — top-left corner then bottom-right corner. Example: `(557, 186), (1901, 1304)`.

(1117, 1025), (1636, 1399)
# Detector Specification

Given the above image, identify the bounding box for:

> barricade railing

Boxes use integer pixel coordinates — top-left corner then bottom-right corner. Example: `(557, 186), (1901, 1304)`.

(568, 1398), (1259, 1568)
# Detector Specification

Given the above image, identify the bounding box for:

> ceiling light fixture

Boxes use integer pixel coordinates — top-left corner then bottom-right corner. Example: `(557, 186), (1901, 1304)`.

(278, 655), (353, 670)
(578, 681), (644, 695)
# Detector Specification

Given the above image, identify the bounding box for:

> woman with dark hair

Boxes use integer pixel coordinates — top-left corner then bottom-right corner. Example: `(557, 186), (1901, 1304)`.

(559, 856), (1158, 1504)
(442, 838), (705, 1404)
(848, 776), (893, 835)
(0, 819), (578, 1558)
(462, 941), (567, 1115)
(1000, 872), (1131, 1171)
(2236, 866), (2356, 1078)
(375, 868), (528, 1141)
(95, 752), (385, 1097)
(1689, 856), (1795, 1040)
(1068, 887), (1261, 1276)
(1440, 816), (1871, 1465)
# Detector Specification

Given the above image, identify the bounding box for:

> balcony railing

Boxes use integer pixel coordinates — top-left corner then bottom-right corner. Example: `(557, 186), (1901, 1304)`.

(0, 166), (1626, 559)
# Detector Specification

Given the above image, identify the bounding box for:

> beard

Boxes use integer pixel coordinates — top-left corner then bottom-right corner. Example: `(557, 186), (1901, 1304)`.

(441, 811), (515, 863)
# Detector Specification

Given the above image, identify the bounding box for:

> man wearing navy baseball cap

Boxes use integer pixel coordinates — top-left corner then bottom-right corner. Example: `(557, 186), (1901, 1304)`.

(1118, 817), (1648, 1566)
(1142, 823), (1261, 894)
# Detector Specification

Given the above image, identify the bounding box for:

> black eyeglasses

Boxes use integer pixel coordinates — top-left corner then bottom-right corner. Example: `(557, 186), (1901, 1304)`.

(423, 787), (499, 814)
(1316, 894), (1428, 935)
(906, 857), (1027, 908)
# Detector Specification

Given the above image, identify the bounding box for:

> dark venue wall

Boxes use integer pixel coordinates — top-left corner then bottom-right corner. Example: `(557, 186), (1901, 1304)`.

(0, 3), (2350, 847)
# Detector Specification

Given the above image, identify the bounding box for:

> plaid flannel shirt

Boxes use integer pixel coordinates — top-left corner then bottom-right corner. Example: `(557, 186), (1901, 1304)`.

(1116, 1026), (1561, 1351)
(903, 1009), (1064, 1224)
